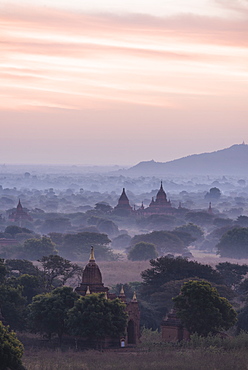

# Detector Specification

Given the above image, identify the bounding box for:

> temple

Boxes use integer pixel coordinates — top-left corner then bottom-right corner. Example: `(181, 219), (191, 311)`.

(145, 181), (172, 214)
(75, 247), (140, 346)
(8, 199), (33, 224)
(114, 182), (173, 216)
(161, 310), (190, 342)
(113, 188), (133, 216)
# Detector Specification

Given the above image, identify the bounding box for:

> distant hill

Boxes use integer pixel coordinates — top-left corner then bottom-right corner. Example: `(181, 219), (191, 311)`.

(125, 144), (248, 176)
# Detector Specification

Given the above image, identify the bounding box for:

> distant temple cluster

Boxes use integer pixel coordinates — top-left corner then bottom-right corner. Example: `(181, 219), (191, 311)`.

(114, 181), (213, 216)
(114, 181), (173, 216)
(5, 182), (213, 226)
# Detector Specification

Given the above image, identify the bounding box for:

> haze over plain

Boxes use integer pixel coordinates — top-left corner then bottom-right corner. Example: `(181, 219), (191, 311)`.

(1, 0), (248, 165)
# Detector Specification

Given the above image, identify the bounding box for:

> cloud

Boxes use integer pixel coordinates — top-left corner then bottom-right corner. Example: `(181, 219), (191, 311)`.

(214, 0), (248, 16)
(0, 4), (248, 111)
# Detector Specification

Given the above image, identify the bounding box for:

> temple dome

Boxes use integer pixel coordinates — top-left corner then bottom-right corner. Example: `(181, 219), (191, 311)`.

(75, 247), (108, 295)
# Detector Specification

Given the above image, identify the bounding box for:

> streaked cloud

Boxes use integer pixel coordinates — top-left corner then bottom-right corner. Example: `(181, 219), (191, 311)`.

(1, 4), (247, 113)
(0, 2), (247, 165)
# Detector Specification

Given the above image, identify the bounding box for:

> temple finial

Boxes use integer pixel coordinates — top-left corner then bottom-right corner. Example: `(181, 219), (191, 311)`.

(132, 291), (137, 302)
(120, 285), (125, 295)
(86, 286), (90, 295)
(90, 246), (95, 261)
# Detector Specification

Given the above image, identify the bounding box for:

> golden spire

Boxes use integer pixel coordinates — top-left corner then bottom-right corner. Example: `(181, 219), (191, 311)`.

(86, 286), (90, 295)
(132, 291), (137, 302)
(90, 246), (95, 261)
(120, 285), (125, 295)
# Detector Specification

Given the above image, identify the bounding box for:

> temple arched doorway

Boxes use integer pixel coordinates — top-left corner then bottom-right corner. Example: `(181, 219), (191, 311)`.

(127, 320), (136, 344)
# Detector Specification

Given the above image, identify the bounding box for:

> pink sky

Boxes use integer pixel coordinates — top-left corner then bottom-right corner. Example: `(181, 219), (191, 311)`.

(1, 1), (248, 165)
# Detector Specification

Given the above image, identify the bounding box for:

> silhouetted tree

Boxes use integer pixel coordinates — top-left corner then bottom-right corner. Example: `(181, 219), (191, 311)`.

(0, 322), (25, 370)
(173, 280), (237, 336)
(216, 227), (248, 258)
(128, 242), (158, 261)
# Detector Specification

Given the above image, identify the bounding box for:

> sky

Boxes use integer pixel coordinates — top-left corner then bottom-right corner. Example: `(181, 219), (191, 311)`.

(1, 0), (248, 166)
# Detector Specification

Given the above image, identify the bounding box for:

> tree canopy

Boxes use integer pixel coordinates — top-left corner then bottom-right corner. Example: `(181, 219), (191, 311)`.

(0, 322), (25, 370)
(216, 227), (248, 258)
(130, 231), (185, 255)
(173, 223), (204, 241)
(205, 187), (221, 200)
(27, 286), (78, 342)
(173, 280), (237, 336)
(141, 256), (223, 297)
(22, 236), (57, 260)
(38, 255), (82, 290)
(128, 242), (158, 261)
(216, 262), (248, 290)
(67, 293), (127, 344)
(59, 232), (113, 261)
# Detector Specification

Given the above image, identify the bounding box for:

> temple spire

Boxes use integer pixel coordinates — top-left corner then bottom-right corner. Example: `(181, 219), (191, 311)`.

(90, 246), (95, 261)
(17, 199), (23, 210)
(86, 286), (90, 295)
(118, 285), (126, 302)
(132, 291), (137, 302)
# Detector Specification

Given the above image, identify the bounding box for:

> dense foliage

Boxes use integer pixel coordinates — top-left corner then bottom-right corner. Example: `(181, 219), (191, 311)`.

(67, 293), (127, 343)
(128, 242), (158, 261)
(173, 280), (237, 336)
(27, 286), (78, 342)
(0, 321), (25, 370)
(130, 231), (185, 255)
(216, 227), (248, 258)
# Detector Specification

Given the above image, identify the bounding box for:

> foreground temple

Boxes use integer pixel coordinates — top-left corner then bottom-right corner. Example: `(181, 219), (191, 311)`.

(75, 247), (140, 346)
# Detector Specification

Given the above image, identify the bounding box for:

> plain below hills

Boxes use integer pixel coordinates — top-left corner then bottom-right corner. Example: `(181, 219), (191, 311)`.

(123, 144), (248, 176)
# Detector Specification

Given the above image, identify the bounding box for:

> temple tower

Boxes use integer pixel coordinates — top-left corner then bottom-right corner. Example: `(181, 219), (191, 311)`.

(75, 247), (109, 296)
(113, 188), (133, 215)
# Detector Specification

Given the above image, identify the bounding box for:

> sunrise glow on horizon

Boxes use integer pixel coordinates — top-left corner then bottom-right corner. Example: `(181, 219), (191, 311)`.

(1, 0), (248, 166)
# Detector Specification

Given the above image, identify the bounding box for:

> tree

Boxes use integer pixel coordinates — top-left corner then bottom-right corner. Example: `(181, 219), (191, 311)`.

(96, 219), (119, 237)
(7, 274), (43, 304)
(141, 256), (223, 297)
(22, 236), (57, 260)
(136, 214), (177, 231)
(38, 255), (83, 290)
(185, 211), (214, 227)
(236, 215), (248, 227)
(205, 187), (221, 200)
(0, 321), (25, 370)
(4, 225), (32, 238)
(0, 285), (27, 330)
(94, 202), (112, 213)
(216, 262), (248, 290)
(173, 223), (204, 241)
(170, 230), (196, 247)
(237, 304), (248, 332)
(128, 242), (158, 261)
(40, 218), (71, 234)
(130, 231), (185, 255)
(67, 293), (127, 348)
(216, 227), (248, 258)
(27, 286), (78, 343)
(60, 232), (114, 261)
(173, 280), (237, 336)
(5, 259), (40, 277)
(111, 234), (132, 249)
(0, 258), (7, 283)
